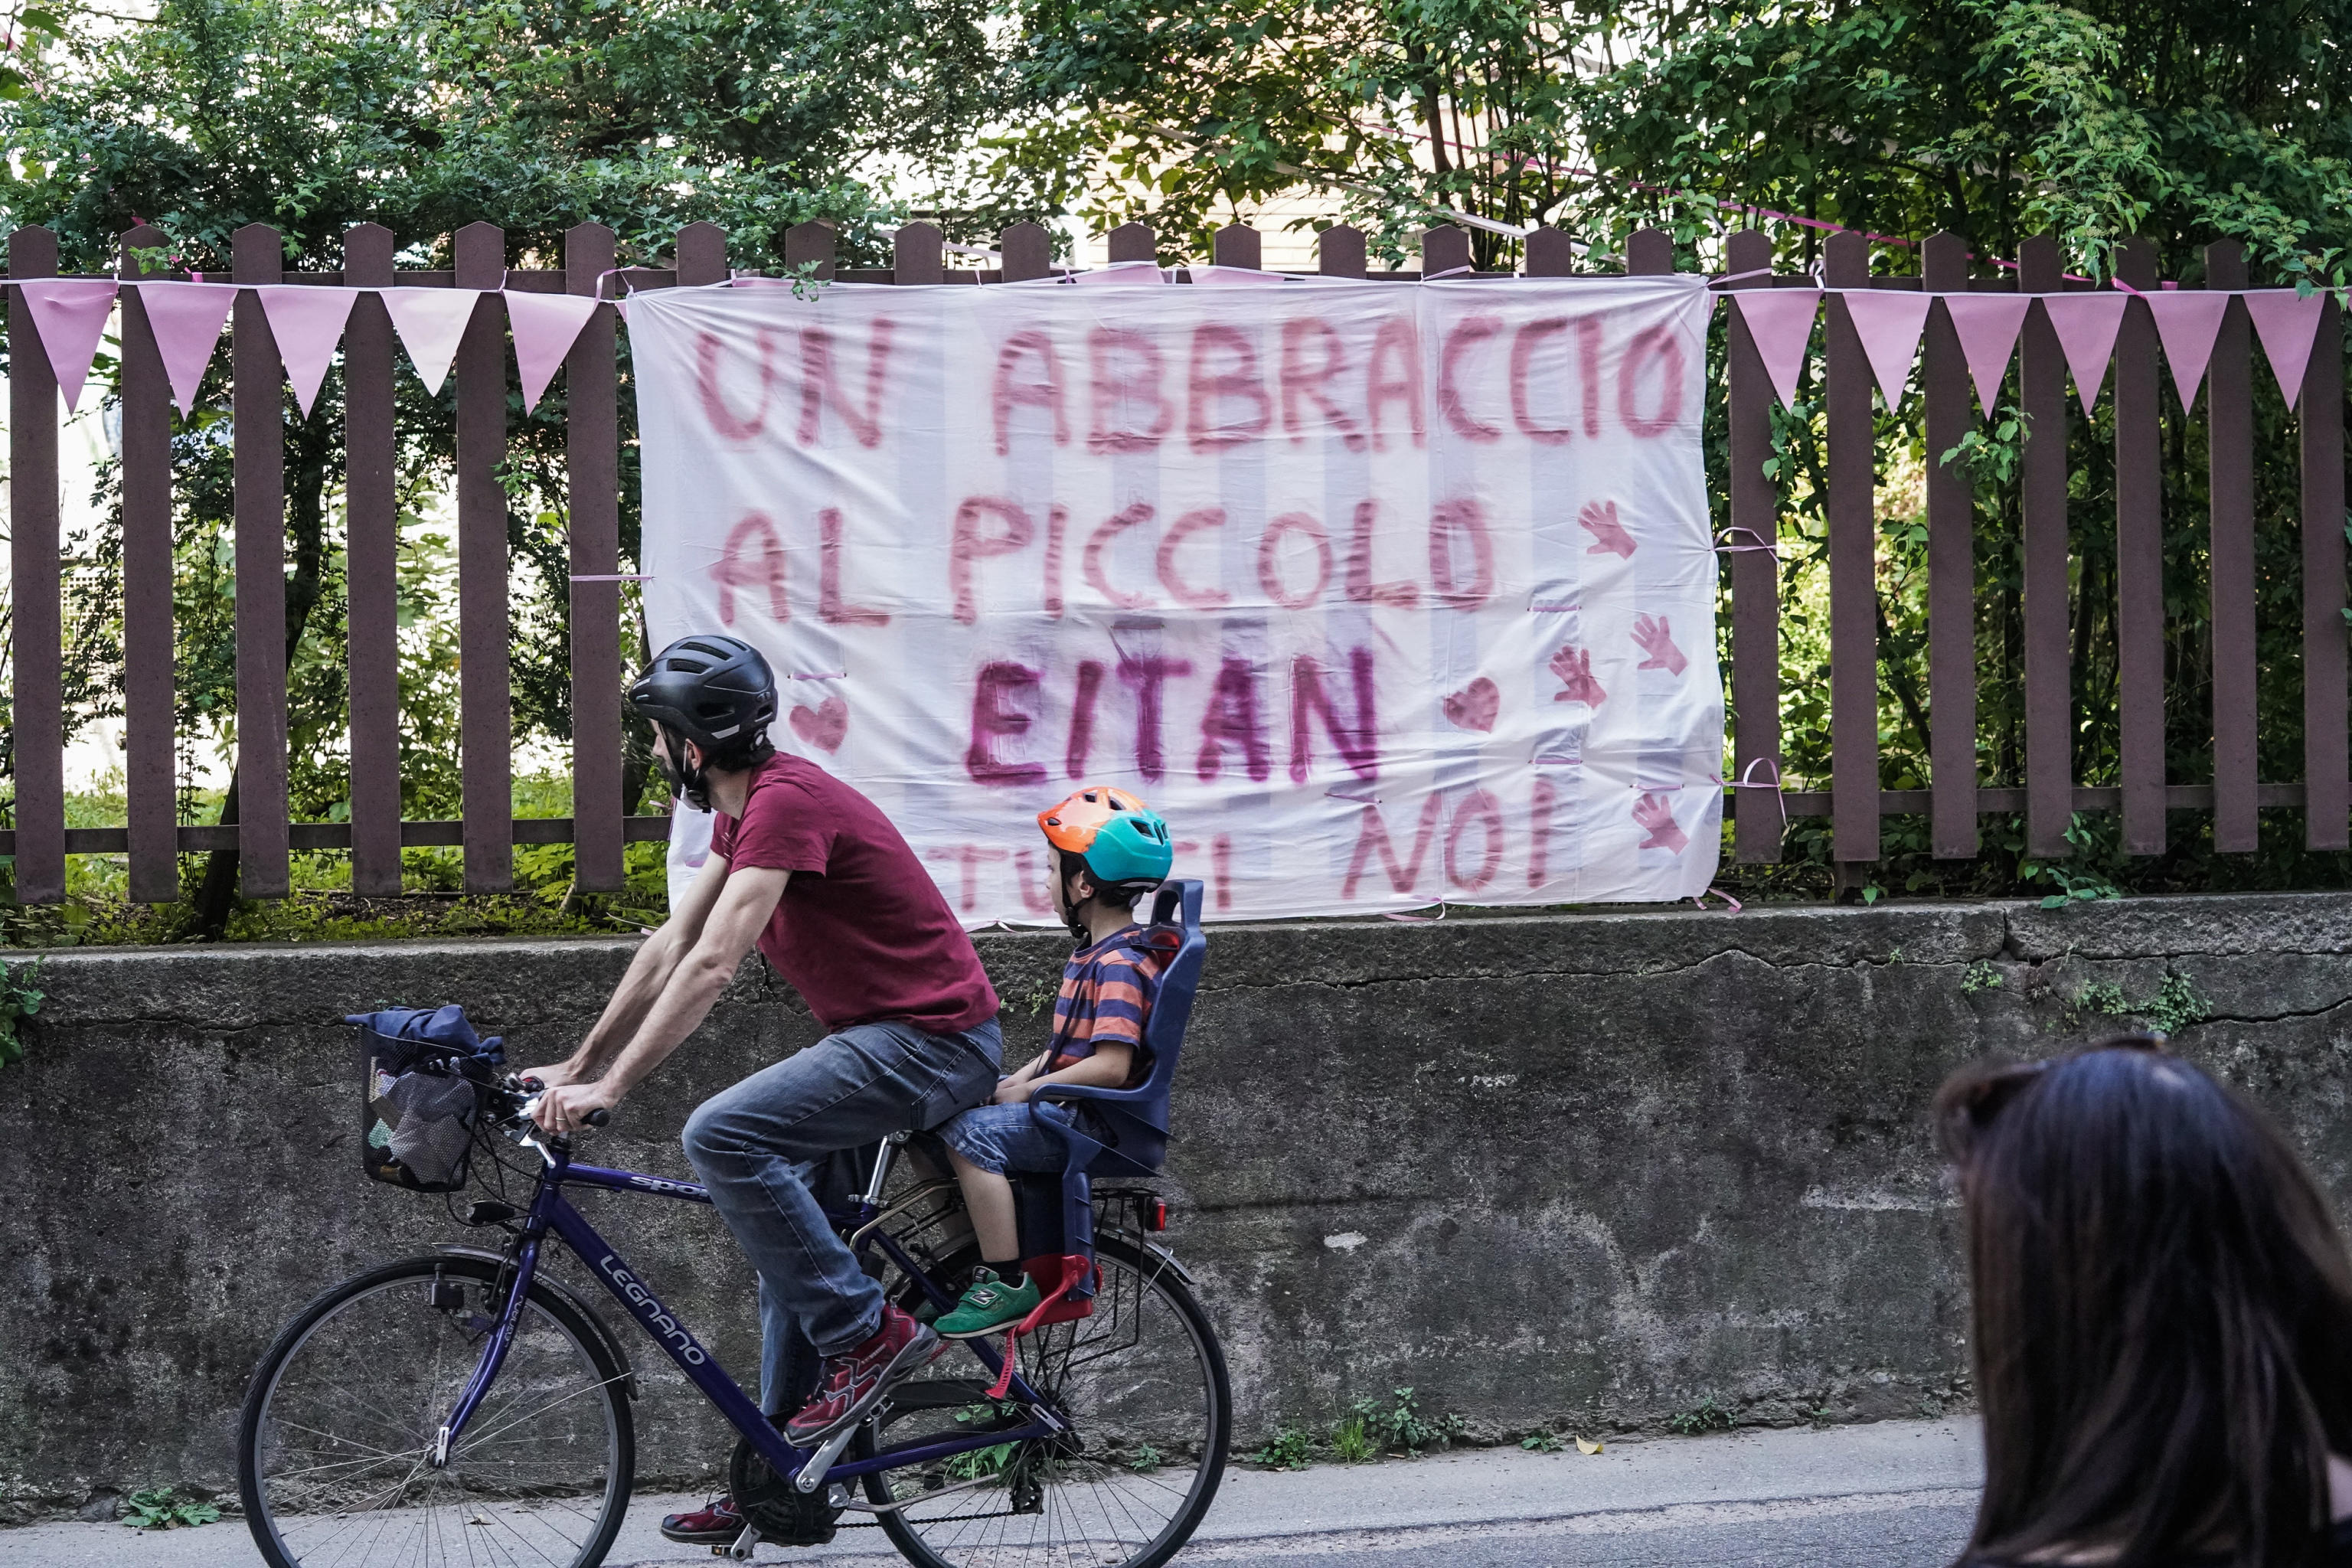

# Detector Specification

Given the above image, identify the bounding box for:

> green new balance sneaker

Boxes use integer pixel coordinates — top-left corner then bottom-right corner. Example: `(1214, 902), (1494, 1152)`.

(936, 1268), (1043, 1338)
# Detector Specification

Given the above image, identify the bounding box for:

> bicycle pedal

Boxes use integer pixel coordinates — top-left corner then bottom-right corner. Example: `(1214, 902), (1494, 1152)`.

(721, 1522), (760, 1560)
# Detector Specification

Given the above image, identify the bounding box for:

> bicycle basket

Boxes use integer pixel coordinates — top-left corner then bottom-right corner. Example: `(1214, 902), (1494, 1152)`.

(350, 1006), (501, 1193)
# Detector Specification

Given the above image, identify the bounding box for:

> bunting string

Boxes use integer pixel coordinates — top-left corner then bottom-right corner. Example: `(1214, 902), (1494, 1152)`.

(2, 268), (2337, 427)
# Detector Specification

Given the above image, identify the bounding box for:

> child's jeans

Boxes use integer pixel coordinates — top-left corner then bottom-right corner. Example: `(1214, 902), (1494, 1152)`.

(939, 1097), (1081, 1175)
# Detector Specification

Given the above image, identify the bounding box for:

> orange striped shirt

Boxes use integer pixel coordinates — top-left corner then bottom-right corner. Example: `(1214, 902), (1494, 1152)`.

(1048, 927), (1165, 1081)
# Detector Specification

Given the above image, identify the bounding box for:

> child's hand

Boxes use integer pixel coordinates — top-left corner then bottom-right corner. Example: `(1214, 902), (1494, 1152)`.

(993, 1076), (1036, 1106)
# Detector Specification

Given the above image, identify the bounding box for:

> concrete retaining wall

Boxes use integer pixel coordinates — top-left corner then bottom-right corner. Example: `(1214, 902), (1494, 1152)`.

(8, 893), (2352, 1521)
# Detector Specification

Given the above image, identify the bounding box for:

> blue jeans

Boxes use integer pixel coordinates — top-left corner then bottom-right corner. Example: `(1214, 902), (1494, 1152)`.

(936, 1098), (1082, 1175)
(681, 1016), (1001, 1414)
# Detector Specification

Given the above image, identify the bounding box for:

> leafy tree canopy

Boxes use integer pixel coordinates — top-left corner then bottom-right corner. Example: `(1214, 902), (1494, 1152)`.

(1014, 0), (2352, 282)
(0, 0), (1039, 271)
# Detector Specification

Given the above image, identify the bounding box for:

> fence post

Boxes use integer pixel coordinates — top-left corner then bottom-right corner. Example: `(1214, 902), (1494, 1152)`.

(117, 227), (178, 901)
(1625, 228), (1673, 275)
(2304, 292), (2348, 849)
(6, 226), (64, 903)
(1723, 227), (1782, 863)
(786, 220), (835, 281)
(1107, 223), (1155, 265)
(1211, 224), (1260, 270)
(1000, 222), (1051, 281)
(2206, 238), (2258, 852)
(1523, 227), (1576, 277)
(893, 221), (944, 285)
(1421, 225), (1470, 277)
(2018, 236), (2073, 858)
(233, 222), (292, 897)
(454, 221), (512, 892)
(1822, 230), (1879, 869)
(567, 221), (625, 893)
(1923, 232), (1977, 858)
(2114, 237), (2165, 853)
(675, 221), (727, 287)
(344, 222), (403, 896)
(1318, 224), (1367, 279)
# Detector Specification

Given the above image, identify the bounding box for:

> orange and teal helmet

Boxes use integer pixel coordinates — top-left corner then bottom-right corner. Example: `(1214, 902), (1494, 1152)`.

(1037, 786), (1174, 893)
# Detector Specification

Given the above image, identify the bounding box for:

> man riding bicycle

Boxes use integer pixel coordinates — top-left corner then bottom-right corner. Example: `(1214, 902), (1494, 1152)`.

(524, 633), (1002, 1544)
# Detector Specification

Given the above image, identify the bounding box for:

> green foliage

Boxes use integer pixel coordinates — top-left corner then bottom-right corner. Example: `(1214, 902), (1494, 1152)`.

(0, 959), (44, 1068)
(1128, 1443), (1163, 1473)
(2023, 822), (2126, 908)
(122, 1486), (221, 1530)
(1246, 1427), (1317, 1470)
(1328, 1413), (1380, 1463)
(2074, 980), (2132, 1017)
(2070, 969), (2210, 1035)
(1668, 1394), (1735, 1436)
(0, 773), (670, 948)
(1962, 961), (2004, 995)
(2143, 971), (2212, 1036)
(946, 1400), (1024, 1482)
(1520, 1429), (1566, 1452)
(1344, 1387), (1462, 1456)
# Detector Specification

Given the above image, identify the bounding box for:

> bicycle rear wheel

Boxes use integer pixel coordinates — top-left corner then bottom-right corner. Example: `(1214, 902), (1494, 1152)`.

(861, 1233), (1230, 1568)
(238, 1253), (634, 1568)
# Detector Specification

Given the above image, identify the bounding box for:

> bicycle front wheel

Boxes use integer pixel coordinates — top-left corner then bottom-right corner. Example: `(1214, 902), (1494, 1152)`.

(862, 1232), (1231, 1568)
(237, 1253), (634, 1568)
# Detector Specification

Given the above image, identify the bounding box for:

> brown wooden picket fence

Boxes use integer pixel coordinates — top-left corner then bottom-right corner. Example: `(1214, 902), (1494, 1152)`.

(0, 215), (2342, 903)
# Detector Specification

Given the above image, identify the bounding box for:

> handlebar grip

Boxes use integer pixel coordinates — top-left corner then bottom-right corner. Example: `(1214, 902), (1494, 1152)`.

(583, 1109), (611, 1129)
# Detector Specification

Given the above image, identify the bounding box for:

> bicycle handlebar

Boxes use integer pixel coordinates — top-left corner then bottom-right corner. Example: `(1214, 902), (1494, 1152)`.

(503, 1076), (609, 1135)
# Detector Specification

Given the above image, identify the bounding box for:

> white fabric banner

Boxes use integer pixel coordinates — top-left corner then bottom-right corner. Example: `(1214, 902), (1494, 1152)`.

(629, 273), (1721, 925)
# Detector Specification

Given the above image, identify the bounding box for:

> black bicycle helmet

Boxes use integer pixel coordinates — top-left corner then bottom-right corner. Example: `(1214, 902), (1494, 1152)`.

(629, 635), (778, 808)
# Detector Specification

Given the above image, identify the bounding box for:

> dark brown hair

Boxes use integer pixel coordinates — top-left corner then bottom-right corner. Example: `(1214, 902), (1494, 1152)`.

(1936, 1037), (2352, 1567)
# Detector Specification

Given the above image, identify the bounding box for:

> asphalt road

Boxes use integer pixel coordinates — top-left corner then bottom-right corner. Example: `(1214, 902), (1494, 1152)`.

(0, 1417), (1983, 1567)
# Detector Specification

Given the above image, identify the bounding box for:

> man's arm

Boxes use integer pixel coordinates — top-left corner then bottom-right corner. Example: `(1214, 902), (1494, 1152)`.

(521, 848), (735, 1088)
(531, 864), (791, 1132)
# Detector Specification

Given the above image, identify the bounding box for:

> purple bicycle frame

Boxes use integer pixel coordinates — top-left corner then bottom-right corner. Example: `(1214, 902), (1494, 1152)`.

(435, 1143), (1060, 1486)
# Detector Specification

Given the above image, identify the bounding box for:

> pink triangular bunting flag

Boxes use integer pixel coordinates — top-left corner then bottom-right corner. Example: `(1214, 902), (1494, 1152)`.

(16, 278), (119, 413)
(2245, 290), (2328, 410)
(2144, 291), (2230, 413)
(1942, 294), (2032, 417)
(504, 291), (599, 414)
(133, 282), (237, 416)
(381, 287), (482, 396)
(1841, 291), (1931, 410)
(2041, 294), (2128, 415)
(256, 286), (358, 417)
(1730, 288), (1821, 410)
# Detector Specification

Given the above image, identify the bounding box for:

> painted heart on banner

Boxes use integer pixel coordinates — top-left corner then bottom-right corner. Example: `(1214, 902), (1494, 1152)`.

(789, 696), (849, 753)
(1442, 677), (1500, 732)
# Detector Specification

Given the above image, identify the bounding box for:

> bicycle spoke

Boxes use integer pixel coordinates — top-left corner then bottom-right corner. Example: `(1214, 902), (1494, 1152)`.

(864, 1234), (1227, 1568)
(247, 1266), (623, 1568)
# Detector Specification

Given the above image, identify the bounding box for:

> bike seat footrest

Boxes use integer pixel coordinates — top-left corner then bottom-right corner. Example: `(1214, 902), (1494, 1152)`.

(1018, 1254), (1100, 1328)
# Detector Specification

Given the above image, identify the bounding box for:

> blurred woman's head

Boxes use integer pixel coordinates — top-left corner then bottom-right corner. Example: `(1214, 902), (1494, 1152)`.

(1936, 1037), (2352, 1566)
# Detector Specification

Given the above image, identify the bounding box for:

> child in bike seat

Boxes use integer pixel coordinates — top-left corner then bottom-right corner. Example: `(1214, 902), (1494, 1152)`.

(932, 786), (1176, 1338)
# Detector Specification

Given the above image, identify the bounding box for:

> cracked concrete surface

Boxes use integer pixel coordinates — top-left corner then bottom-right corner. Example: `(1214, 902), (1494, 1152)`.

(6, 893), (2350, 1522)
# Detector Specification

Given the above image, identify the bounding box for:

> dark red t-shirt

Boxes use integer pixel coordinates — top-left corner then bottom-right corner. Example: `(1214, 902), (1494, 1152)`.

(710, 754), (998, 1036)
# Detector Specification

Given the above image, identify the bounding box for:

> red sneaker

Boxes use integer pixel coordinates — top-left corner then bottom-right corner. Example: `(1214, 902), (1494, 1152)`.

(658, 1494), (745, 1545)
(783, 1305), (946, 1446)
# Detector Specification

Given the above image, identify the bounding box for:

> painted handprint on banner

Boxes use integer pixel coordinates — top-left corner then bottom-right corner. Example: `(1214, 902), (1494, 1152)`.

(1579, 499), (1636, 559)
(1632, 792), (1688, 854)
(1632, 613), (1688, 676)
(1548, 645), (1607, 707)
